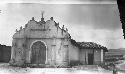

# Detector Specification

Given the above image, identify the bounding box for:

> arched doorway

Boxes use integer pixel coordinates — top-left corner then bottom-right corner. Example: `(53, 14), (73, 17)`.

(31, 41), (46, 64)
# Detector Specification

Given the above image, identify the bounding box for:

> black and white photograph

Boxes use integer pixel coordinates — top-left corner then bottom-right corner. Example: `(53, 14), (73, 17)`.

(0, 0), (125, 74)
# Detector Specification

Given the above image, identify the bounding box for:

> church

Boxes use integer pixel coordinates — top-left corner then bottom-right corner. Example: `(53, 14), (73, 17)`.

(9, 14), (108, 67)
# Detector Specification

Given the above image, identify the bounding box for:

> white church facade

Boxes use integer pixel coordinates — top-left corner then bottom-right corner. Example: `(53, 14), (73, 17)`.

(9, 15), (108, 67)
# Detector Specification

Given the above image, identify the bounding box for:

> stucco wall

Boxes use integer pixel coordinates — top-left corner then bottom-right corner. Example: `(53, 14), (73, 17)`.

(11, 37), (70, 66)
(10, 39), (25, 66)
(68, 42), (80, 63)
(10, 18), (71, 67)
(80, 49), (102, 65)
(79, 49), (86, 64)
(80, 49), (93, 64)
(94, 49), (101, 64)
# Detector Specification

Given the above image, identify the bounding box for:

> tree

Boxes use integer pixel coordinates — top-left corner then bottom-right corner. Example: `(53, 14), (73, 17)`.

(117, 0), (125, 38)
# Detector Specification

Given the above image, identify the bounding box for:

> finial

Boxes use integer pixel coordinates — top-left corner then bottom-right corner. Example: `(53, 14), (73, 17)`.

(66, 28), (68, 32)
(41, 11), (45, 21)
(57, 22), (59, 26)
(32, 17), (35, 20)
(57, 22), (59, 25)
(25, 24), (28, 27)
(16, 29), (18, 32)
(61, 25), (65, 35)
(50, 17), (53, 20)
(20, 26), (22, 30)
(41, 11), (45, 18)
(62, 25), (64, 29)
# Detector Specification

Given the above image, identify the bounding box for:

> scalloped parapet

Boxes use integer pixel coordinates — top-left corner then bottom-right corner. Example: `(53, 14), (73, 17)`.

(13, 17), (70, 39)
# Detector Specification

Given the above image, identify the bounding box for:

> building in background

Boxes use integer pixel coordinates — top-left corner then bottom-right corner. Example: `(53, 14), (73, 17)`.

(0, 44), (11, 62)
(9, 15), (108, 67)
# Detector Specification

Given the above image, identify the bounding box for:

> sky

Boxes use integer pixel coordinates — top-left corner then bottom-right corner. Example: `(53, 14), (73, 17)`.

(0, 0), (124, 49)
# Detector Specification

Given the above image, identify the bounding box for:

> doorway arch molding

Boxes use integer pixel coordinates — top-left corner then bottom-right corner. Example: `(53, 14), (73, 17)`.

(29, 40), (48, 64)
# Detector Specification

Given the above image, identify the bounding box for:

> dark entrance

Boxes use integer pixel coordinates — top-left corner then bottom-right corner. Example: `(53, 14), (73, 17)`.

(31, 41), (46, 64)
(88, 53), (94, 65)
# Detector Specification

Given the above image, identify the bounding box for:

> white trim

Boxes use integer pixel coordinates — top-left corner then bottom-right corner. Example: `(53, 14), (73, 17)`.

(29, 40), (47, 64)
(68, 45), (70, 65)
(101, 49), (103, 62)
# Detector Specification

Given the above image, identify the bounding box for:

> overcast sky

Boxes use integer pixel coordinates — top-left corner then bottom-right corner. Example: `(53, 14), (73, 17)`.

(0, 1), (124, 49)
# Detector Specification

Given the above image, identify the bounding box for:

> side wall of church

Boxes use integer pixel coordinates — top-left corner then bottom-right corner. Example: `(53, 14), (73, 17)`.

(68, 42), (80, 65)
(10, 38), (26, 66)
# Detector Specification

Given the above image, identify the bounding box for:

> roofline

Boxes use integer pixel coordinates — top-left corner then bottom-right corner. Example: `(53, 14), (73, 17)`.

(70, 39), (108, 52)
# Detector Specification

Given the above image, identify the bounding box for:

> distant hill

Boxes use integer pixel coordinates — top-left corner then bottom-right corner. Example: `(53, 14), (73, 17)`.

(105, 48), (125, 64)
(106, 48), (125, 55)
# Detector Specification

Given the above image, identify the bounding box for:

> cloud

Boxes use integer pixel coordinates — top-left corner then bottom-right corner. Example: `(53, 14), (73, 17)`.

(63, 4), (121, 30)
(4, 4), (121, 30)
(0, 3), (124, 49)
(67, 25), (124, 49)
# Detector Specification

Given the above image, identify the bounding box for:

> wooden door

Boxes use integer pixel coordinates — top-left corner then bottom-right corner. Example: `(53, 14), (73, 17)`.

(31, 41), (46, 64)
(88, 53), (94, 65)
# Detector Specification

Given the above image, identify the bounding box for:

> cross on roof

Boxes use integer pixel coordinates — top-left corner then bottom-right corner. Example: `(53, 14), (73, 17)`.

(41, 11), (45, 18)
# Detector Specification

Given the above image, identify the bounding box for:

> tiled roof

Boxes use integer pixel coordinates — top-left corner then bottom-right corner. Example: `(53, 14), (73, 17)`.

(70, 39), (108, 52)
(77, 42), (108, 52)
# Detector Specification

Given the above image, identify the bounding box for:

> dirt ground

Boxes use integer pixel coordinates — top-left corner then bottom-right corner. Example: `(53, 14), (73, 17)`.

(0, 63), (123, 74)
